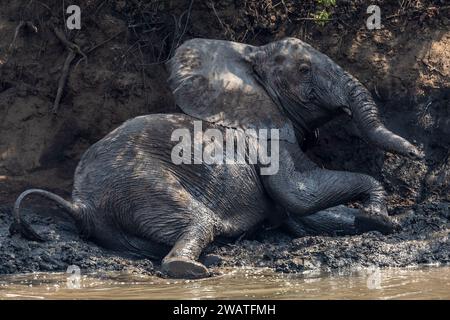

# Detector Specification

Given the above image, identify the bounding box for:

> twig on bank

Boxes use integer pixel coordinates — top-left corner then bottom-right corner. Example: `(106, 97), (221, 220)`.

(165, 14), (178, 62)
(9, 21), (26, 52)
(9, 21), (38, 52)
(294, 17), (335, 22)
(85, 30), (124, 55)
(28, 0), (52, 12)
(210, 1), (225, 29)
(94, 0), (108, 16)
(420, 58), (446, 78)
(53, 27), (87, 61)
(386, 5), (450, 20)
(175, 0), (194, 48)
(137, 43), (149, 108)
(53, 50), (75, 114)
(210, 1), (235, 40)
(51, 26), (87, 114)
(73, 29), (125, 71)
(4, 20), (38, 65)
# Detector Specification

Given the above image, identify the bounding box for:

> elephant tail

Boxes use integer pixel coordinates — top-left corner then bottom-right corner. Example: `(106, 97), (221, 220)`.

(9, 188), (89, 242)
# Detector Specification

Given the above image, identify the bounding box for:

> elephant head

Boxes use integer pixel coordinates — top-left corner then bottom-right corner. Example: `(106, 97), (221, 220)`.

(168, 37), (422, 159)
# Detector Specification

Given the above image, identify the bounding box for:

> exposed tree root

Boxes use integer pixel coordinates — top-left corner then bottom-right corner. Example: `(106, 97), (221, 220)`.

(9, 21), (26, 52)
(52, 27), (87, 61)
(6, 20), (38, 63)
(51, 27), (87, 114)
(53, 50), (76, 114)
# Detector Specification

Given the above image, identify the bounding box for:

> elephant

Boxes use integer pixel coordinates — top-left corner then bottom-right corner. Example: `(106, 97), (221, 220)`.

(10, 38), (422, 278)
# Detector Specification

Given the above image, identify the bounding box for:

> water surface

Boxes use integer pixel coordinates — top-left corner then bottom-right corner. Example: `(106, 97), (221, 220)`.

(1, 266), (449, 299)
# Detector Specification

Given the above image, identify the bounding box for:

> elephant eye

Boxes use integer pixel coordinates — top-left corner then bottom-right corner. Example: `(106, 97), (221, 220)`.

(274, 55), (286, 64)
(299, 63), (310, 73)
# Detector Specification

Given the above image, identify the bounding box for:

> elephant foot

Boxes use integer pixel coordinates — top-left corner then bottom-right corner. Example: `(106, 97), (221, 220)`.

(162, 257), (210, 279)
(354, 213), (401, 235)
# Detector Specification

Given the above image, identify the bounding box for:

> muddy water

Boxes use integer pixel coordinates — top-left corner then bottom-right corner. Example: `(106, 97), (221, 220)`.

(0, 266), (449, 300)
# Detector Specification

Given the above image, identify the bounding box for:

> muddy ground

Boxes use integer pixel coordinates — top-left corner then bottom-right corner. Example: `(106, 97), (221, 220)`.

(0, 0), (449, 276)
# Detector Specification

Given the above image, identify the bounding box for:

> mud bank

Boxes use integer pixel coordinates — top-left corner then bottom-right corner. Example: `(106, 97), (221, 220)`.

(0, 201), (449, 276)
(210, 202), (450, 272)
(1, 1), (449, 276)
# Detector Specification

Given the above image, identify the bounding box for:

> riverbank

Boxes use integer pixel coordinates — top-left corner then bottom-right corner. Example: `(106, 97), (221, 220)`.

(1, 201), (448, 275)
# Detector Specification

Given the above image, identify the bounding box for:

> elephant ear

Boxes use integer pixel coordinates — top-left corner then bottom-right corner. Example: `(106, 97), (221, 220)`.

(167, 39), (296, 142)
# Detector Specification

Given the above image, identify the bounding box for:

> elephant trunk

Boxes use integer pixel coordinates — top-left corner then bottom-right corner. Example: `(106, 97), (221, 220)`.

(343, 73), (423, 159)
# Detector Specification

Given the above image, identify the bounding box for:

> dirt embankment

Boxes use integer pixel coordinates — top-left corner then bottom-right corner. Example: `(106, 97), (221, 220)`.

(0, 1), (449, 275)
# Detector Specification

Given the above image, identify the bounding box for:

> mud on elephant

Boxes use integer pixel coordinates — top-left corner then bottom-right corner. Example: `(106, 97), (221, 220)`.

(10, 38), (422, 278)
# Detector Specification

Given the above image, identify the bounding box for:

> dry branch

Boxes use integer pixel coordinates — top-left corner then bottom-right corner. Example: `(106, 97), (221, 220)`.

(51, 27), (87, 114)
(8, 21), (38, 53)
(53, 27), (87, 61)
(53, 51), (75, 114)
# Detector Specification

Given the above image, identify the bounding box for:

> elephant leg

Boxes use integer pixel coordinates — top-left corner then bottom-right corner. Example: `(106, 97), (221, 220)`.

(262, 141), (398, 234)
(284, 205), (359, 237)
(285, 205), (398, 237)
(161, 221), (214, 279)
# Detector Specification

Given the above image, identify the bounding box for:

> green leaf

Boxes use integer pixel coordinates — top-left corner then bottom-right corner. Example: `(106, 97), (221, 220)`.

(314, 9), (330, 26)
(316, 0), (336, 7)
